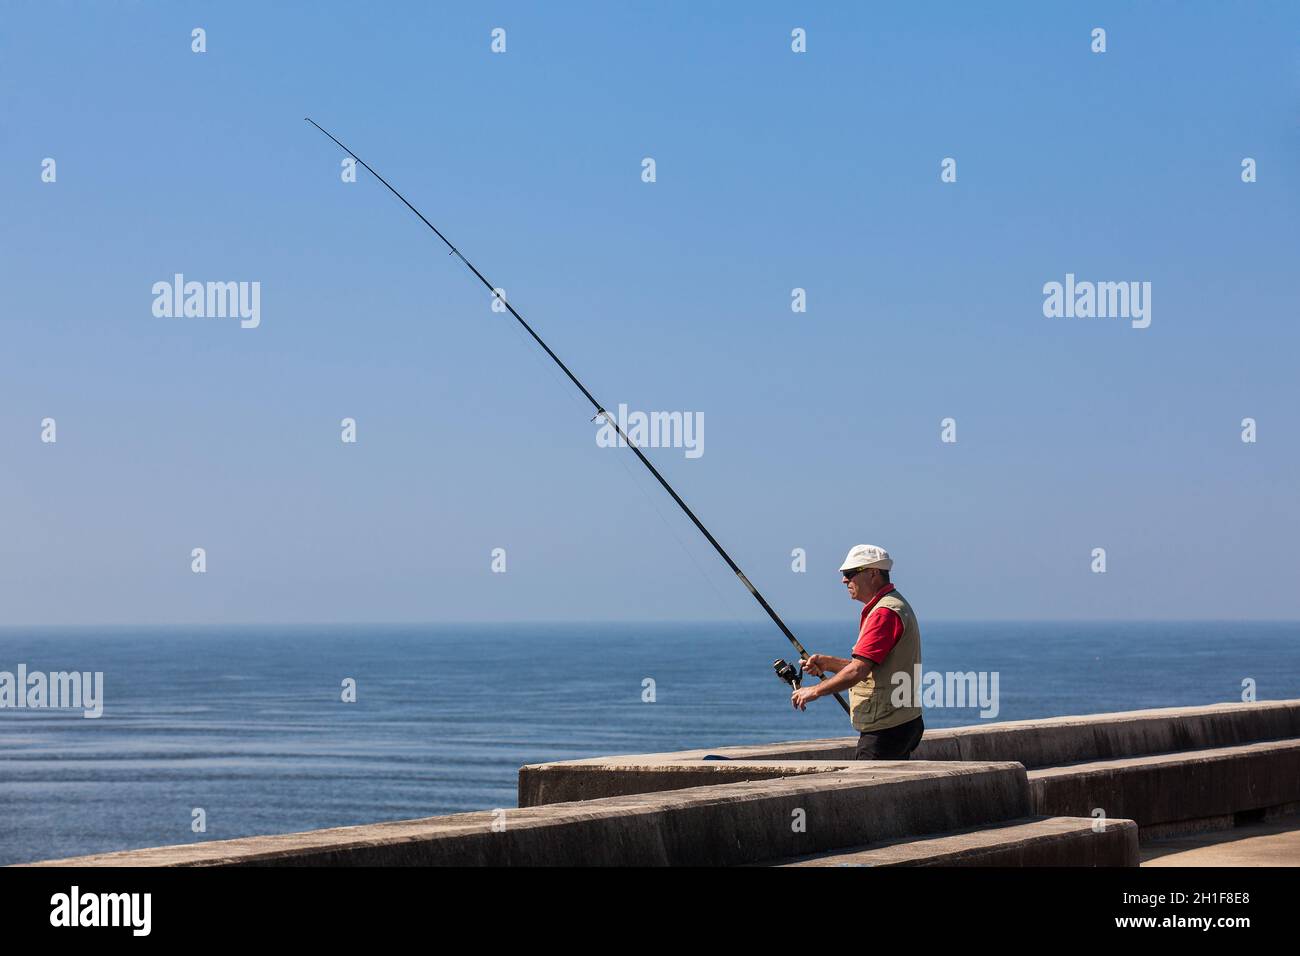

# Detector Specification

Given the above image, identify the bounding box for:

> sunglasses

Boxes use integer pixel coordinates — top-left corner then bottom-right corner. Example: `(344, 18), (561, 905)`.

(841, 567), (872, 581)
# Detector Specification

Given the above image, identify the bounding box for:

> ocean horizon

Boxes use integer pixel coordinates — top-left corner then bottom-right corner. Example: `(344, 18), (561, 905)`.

(2, 619), (1297, 866)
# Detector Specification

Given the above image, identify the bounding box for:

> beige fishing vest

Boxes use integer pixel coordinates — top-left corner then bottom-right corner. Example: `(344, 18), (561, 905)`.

(849, 589), (922, 733)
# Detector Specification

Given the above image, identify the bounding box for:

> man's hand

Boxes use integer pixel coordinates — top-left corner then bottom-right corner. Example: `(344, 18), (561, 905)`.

(791, 686), (819, 710)
(801, 654), (827, 677)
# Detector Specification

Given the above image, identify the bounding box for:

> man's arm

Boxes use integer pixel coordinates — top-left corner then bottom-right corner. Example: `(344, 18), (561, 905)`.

(809, 657), (872, 697)
(794, 606), (903, 711)
(809, 605), (903, 697)
(791, 656), (873, 710)
(803, 653), (852, 675)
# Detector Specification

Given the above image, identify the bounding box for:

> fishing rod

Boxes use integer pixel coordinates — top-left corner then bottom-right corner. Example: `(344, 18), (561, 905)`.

(305, 118), (849, 716)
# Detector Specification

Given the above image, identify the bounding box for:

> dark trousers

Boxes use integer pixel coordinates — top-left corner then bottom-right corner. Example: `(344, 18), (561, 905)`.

(856, 715), (924, 760)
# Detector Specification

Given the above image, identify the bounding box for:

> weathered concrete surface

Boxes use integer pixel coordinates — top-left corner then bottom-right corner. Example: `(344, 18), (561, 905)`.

(1029, 739), (1300, 832)
(520, 700), (1300, 806)
(21, 700), (1299, 867)
(23, 761), (1029, 867)
(774, 816), (1139, 867)
(519, 761), (835, 807)
(1141, 813), (1300, 866)
(916, 699), (1300, 766)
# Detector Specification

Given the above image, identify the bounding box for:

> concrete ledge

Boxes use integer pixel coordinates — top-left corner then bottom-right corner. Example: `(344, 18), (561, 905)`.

(520, 700), (1300, 806)
(774, 816), (1140, 867)
(522, 760), (864, 807)
(22, 762), (1029, 867)
(1029, 739), (1300, 832)
(920, 699), (1300, 768)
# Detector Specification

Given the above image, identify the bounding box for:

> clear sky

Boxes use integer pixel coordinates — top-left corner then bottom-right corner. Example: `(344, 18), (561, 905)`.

(3, 2), (1297, 626)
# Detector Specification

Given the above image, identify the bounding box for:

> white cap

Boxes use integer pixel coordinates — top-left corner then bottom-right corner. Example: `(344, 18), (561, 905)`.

(839, 544), (893, 572)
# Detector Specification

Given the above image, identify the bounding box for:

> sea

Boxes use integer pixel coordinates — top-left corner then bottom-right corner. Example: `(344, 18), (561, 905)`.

(1, 621), (1296, 866)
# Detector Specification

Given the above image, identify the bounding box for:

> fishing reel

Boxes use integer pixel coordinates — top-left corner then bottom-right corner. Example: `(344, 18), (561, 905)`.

(774, 656), (850, 714)
(772, 658), (803, 691)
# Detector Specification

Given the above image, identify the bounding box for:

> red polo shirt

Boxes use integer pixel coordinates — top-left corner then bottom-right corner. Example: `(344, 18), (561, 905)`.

(851, 583), (904, 664)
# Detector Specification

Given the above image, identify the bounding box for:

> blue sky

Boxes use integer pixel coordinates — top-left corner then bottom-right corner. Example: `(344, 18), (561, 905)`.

(3, 2), (1297, 625)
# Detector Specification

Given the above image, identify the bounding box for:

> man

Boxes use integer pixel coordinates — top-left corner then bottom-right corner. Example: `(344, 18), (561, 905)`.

(790, 544), (924, 760)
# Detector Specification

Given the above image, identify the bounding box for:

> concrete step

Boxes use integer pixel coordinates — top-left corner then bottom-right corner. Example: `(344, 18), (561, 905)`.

(519, 700), (1300, 806)
(1029, 738), (1300, 834)
(1141, 813), (1300, 866)
(773, 815), (1139, 867)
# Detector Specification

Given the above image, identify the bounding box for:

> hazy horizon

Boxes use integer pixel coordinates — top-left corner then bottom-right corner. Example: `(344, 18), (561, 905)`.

(2, 616), (1298, 630)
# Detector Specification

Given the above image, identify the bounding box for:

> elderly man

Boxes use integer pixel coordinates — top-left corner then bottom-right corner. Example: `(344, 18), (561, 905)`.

(790, 544), (924, 760)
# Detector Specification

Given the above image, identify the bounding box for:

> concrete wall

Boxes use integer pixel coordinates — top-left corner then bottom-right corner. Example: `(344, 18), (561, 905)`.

(1030, 739), (1300, 832)
(519, 700), (1300, 807)
(25, 762), (1030, 867)
(917, 700), (1300, 768)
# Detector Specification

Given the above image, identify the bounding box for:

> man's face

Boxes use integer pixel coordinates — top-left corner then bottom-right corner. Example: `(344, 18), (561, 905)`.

(843, 567), (882, 602)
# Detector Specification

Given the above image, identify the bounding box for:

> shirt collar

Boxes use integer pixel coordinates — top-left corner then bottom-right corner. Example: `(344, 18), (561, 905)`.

(860, 582), (896, 618)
